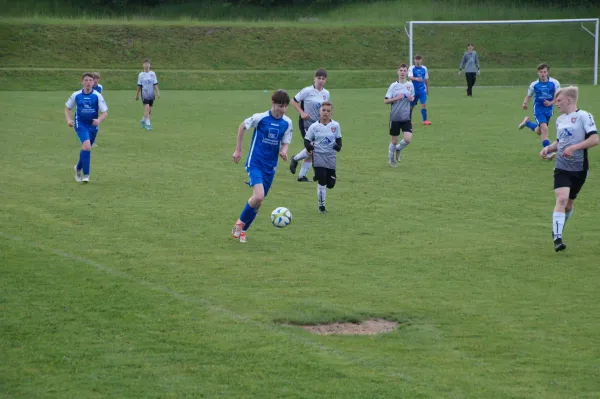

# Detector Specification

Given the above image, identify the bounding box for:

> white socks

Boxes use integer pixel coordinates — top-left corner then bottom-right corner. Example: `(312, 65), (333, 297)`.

(396, 139), (409, 152)
(318, 184), (326, 207)
(299, 160), (312, 178)
(552, 212), (565, 239)
(294, 148), (309, 161)
(388, 143), (396, 161)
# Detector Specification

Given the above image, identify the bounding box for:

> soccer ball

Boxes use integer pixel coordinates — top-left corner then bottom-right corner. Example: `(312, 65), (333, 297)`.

(271, 207), (292, 228)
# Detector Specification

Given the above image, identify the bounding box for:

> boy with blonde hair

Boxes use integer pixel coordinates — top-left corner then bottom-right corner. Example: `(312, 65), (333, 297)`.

(540, 86), (598, 252)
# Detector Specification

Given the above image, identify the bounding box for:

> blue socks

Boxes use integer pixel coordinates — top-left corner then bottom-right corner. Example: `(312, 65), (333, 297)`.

(542, 139), (550, 148)
(525, 121), (538, 132)
(80, 150), (91, 175)
(421, 108), (427, 122)
(239, 202), (258, 231)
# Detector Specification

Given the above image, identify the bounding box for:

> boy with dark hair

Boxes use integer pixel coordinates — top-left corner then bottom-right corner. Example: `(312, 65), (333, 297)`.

(289, 69), (330, 181)
(231, 90), (293, 243)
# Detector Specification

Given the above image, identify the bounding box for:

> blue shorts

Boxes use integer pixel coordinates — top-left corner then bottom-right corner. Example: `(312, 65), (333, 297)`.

(246, 167), (275, 197)
(534, 105), (554, 125)
(75, 123), (98, 145)
(411, 92), (427, 107)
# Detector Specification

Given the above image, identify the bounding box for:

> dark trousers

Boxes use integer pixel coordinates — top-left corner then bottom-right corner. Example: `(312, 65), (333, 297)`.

(465, 72), (477, 96)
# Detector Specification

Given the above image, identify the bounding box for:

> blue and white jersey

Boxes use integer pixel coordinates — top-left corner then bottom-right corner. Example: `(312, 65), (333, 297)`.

(93, 84), (103, 94)
(65, 89), (108, 126)
(408, 65), (429, 94)
(244, 111), (293, 172)
(527, 78), (560, 108)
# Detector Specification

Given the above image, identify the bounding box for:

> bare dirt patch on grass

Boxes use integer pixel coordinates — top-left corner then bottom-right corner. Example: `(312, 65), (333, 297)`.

(301, 319), (398, 335)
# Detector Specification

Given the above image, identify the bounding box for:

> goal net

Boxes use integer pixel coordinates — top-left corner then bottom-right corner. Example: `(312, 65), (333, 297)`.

(405, 19), (598, 86)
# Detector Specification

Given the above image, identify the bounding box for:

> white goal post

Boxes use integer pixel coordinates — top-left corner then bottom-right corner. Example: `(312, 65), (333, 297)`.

(405, 18), (599, 85)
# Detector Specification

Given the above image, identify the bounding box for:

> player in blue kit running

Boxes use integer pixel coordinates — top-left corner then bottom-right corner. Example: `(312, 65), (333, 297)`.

(518, 63), (560, 159)
(231, 89), (293, 243)
(65, 72), (108, 183)
(92, 72), (103, 94)
(91, 72), (103, 147)
(408, 55), (431, 126)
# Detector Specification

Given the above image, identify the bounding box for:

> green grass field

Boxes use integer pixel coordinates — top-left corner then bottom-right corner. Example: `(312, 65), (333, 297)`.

(2, 87), (600, 398)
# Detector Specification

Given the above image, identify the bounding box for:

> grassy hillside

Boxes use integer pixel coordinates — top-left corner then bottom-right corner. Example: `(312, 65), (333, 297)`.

(1, 23), (595, 70)
(1, 0), (598, 89)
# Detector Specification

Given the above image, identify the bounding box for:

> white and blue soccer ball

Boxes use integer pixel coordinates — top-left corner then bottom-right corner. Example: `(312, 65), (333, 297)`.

(271, 207), (292, 228)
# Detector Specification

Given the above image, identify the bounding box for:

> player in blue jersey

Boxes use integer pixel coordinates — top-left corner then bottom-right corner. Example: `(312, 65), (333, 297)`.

(92, 72), (103, 94)
(65, 72), (108, 183)
(231, 89), (293, 243)
(91, 72), (103, 147)
(518, 63), (560, 159)
(408, 55), (432, 126)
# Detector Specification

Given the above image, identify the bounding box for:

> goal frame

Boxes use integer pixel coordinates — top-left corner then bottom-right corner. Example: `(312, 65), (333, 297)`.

(405, 18), (599, 85)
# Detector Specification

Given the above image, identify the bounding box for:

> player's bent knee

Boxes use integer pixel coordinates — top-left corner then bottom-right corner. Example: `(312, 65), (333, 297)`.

(82, 143), (92, 151)
(327, 175), (336, 189)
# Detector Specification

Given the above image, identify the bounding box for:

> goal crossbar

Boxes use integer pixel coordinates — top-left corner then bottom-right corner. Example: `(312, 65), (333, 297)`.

(405, 18), (599, 85)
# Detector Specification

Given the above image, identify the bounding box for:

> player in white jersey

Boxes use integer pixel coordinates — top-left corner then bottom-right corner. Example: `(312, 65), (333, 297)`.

(289, 69), (330, 182)
(384, 64), (415, 167)
(304, 102), (342, 214)
(540, 86), (598, 252)
(135, 58), (160, 131)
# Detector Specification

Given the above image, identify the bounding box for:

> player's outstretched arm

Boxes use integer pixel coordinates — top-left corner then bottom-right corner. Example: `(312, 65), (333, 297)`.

(232, 123), (246, 163)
